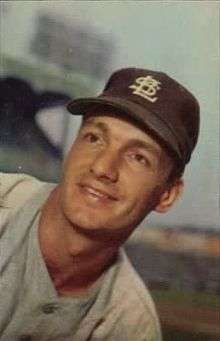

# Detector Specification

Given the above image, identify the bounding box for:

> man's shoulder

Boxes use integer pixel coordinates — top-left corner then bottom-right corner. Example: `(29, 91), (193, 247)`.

(114, 249), (159, 314)
(0, 172), (45, 210)
(91, 249), (162, 340)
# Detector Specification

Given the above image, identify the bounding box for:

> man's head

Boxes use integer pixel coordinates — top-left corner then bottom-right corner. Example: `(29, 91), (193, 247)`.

(68, 68), (200, 169)
(60, 68), (200, 240)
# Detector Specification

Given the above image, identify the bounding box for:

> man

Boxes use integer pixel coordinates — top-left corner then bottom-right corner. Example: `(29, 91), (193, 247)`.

(0, 68), (200, 340)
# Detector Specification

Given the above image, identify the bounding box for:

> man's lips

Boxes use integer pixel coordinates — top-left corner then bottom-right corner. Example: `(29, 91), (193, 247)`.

(78, 183), (118, 201)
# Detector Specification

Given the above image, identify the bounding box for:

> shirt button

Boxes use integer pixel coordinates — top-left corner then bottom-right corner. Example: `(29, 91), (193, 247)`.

(42, 303), (59, 314)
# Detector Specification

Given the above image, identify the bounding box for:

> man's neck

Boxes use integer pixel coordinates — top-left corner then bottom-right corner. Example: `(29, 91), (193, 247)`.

(38, 187), (119, 296)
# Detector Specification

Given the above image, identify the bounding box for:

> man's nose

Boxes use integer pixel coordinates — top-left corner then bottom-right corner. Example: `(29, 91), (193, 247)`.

(90, 148), (119, 183)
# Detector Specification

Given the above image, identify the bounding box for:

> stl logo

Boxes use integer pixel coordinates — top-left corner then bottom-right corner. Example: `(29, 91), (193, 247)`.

(129, 76), (161, 103)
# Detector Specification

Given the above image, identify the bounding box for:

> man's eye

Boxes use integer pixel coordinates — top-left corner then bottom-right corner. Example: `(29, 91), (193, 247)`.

(129, 153), (149, 166)
(134, 154), (147, 164)
(84, 133), (100, 143)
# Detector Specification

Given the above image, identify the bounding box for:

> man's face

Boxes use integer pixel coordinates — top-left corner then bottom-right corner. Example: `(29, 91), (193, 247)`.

(59, 112), (172, 237)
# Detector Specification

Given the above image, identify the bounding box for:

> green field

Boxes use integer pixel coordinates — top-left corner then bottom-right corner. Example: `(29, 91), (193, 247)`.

(151, 289), (220, 340)
(152, 289), (220, 309)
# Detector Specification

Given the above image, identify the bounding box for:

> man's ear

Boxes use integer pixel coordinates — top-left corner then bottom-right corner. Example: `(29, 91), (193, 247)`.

(154, 178), (184, 213)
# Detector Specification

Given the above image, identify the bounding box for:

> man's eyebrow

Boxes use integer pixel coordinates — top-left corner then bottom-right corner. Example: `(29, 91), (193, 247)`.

(82, 119), (161, 157)
(82, 119), (109, 134)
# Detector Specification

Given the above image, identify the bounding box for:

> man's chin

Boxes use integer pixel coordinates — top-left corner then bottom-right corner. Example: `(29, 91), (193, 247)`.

(62, 203), (135, 242)
(68, 215), (134, 243)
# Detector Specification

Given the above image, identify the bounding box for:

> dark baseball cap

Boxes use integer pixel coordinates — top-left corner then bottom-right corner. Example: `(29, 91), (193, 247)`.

(67, 67), (200, 166)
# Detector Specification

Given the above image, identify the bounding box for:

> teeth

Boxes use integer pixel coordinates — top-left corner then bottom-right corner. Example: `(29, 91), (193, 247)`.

(85, 186), (108, 199)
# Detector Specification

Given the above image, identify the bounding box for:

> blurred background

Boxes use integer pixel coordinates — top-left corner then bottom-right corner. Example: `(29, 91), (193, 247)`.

(0, 1), (219, 339)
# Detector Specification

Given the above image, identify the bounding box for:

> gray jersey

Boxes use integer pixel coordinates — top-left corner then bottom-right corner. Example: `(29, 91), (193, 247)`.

(0, 173), (162, 341)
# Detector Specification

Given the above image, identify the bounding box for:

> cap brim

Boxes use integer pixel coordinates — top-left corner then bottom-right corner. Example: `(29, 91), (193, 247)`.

(67, 95), (182, 162)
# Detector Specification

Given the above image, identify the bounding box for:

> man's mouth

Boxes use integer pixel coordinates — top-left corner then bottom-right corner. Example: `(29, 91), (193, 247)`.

(79, 184), (117, 201)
